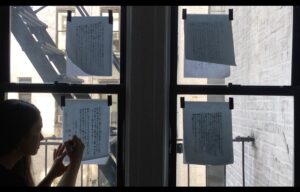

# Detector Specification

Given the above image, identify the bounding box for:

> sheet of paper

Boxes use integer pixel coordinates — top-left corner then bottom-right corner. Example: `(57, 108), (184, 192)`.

(184, 59), (230, 78)
(66, 57), (89, 76)
(66, 17), (112, 76)
(183, 102), (233, 165)
(63, 99), (110, 164)
(184, 14), (236, 66)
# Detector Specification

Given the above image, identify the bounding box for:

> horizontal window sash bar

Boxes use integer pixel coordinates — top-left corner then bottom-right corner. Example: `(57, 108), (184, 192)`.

(176, 85), (299, 96)
(0, 83), (121, 93)
(1, 84), (298, 95)
(40, 141), (61, 145)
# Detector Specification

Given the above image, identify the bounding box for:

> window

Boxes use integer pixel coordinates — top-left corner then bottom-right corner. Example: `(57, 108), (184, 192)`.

(18, 77), (32, 103)
(100, 7), (120, 57)
(209, 6), (226, 13)
(6, 5), (123, 186)
(10, 5), (121, 84)
(2, 5), (300, 187)
(57, 114), (63, 123)
(54, 101), (62, 137)
(171, 6), (295, 187)
(56, 8), (74, 51)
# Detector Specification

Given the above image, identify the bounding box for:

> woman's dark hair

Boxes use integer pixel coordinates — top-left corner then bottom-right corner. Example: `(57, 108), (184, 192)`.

(12, 156), (35, 186)
(0, 99), (40, 156)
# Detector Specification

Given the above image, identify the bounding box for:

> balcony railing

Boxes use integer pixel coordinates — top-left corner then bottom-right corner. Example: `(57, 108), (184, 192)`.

(38, 135), (117, 186)
(39, 137), (86, 186)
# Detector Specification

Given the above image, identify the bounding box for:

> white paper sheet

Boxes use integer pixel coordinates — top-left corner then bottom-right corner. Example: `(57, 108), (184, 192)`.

(184, 59), (230, 78)
(66, 57), (89, 76)
(184, 14), (236, 66)
(183, 102), (233, 165)
(63, 99), (110, 164)
(66, 17), (113, 76)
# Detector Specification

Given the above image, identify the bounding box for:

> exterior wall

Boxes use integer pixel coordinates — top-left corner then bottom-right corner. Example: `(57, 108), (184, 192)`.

(225, 6), (294, 186)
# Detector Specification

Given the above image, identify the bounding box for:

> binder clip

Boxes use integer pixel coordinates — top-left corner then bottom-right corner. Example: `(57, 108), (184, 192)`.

(180, 97), (185, 108)
(108, 95), (112, 106)
(67, 10), (72, 22)
(108, 10), (113, 24)
(229, 97), (234, 110)
(182, 9), (187, 20)
(60, 95), (65, 107)
(176, 143), (183, 153)
(229, 9), (233, 21)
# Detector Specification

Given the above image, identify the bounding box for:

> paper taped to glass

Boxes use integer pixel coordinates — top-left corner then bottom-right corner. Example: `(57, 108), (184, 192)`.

(184, 14), (236, 66)
(63, 99), (110, 164)
(183, 102), (233, 165)
(66, 17), (113, 76)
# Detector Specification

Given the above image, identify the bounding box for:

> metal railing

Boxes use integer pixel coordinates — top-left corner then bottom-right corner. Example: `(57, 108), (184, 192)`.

(39, 134), (117, 186)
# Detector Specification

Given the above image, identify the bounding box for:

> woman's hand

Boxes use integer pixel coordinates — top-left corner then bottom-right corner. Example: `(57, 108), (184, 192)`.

(38, 143), (68, 186)
(64, 135), (85, 167)
(56, 136), (85, 186)
(48, 143), (68, 178)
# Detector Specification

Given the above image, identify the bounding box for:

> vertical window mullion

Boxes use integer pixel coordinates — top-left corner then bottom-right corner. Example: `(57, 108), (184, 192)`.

(0, 6), (10, 101)
(292, 6), (300, 186)
(117, 5), (126, 187)
(169, 6), (178, 187)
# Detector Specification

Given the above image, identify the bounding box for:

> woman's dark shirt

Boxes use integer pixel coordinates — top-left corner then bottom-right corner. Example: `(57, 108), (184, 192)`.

(0, 164), (28, 186)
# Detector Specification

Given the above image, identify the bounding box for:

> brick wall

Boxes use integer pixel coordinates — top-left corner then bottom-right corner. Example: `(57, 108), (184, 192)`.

(225, 6), (293, 186)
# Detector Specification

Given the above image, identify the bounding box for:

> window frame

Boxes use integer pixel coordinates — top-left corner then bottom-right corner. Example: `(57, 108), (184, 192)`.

(56, 8), (75, 52)
(0, 5), (126, 186)
(100, 6), (121, 55)
(1, 5), (299, 187)
(18, 77), (32, 103)
(168, 6), (300, 186)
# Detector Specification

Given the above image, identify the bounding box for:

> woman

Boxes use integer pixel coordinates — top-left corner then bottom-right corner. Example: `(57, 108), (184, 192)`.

(0, 99), (85, 186)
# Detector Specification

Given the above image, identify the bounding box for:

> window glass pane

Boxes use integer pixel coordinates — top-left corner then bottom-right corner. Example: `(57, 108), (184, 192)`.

(6, 92), (118, 186)
(58, 11), (68, 31)
(178, 6), (293, 86)
(176, 94), (293, 186)
(18, 77), (32, 102)
(57, 31), (66, 51)
(100, 7), (120, 55)
(10, 6), (121, 84)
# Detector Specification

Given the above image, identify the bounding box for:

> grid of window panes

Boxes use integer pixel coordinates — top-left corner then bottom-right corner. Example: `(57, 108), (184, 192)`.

(176, 6), (294, 186)
(9, 5), (121, 186)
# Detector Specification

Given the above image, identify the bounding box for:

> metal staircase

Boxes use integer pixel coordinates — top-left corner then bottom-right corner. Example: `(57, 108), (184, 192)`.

(10, 6), (117, 186)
